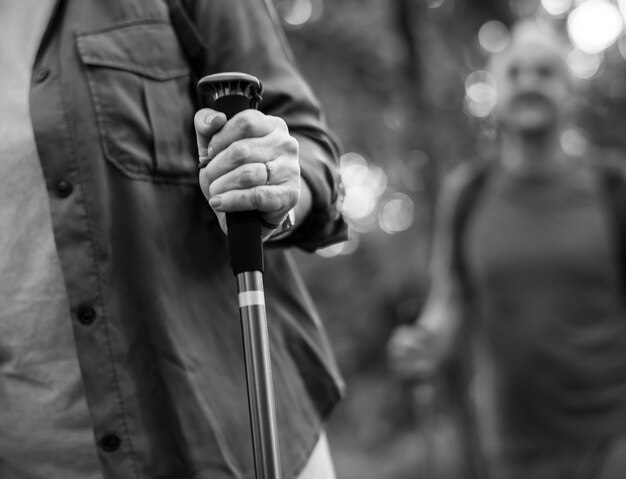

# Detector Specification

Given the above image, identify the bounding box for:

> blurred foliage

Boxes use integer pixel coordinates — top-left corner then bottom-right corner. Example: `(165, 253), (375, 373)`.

(271, 0), (626, 477)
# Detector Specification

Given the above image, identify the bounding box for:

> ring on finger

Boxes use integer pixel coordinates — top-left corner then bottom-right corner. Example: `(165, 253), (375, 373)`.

(264, 162), (273, 186)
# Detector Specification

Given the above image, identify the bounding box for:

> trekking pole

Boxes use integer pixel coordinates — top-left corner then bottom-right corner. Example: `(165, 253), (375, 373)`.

(198, 72), (282, 479)
(411, 382), (438, 477)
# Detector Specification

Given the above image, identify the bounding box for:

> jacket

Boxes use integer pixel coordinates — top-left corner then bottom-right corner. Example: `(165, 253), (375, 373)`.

(30, 0), (347, 477)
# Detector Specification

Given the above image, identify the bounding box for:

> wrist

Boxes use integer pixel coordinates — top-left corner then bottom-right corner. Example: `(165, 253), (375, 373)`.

(293, 176), (313, 226)
(264, 178), (312, 242)
(266, 208), (296, 241)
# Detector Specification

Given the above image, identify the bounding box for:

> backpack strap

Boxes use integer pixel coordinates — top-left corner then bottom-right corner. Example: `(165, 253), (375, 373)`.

(597, 162), (626, 298)
(445, 160), (494, 479)
(451, 161), (494, 301)
(164, 0), (209, 80)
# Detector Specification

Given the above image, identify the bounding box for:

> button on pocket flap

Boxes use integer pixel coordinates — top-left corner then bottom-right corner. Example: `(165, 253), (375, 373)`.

(77, 20), (190, 81)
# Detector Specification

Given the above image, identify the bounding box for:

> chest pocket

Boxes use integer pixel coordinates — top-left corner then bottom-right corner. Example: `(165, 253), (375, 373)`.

(77, 20), (197, 184)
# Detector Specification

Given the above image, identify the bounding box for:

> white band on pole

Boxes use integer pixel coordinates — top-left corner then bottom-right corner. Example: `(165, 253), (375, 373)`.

(238, 290), (266, 308)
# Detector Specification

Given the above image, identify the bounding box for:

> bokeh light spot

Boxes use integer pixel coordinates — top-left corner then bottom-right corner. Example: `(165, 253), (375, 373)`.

(317, 235), (360, 258)
(567, 0), (623, 54)
(316, 242), (344, 258)
(541, 0), (573, 16)
(339, 152), (389, 230)
(464, 70), (497, 118)
(560, 127), (589, 157)
(478, 21), (510, 54)
(378, 194), (415, 235)
(276, 0), (324, 28)
(342, 184), (376, 220)
(383, 107), (407, 132)
(566, 48), (603, 79)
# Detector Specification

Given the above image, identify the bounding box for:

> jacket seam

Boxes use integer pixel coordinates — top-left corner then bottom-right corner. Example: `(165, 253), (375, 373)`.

(76, 17), (171, 36)
(188, 402), (245, 479)
(78, 56), (189, 80)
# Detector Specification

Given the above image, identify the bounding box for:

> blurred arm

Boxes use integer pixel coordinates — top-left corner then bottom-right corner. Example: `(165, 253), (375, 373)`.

(388, 166), (469, 381)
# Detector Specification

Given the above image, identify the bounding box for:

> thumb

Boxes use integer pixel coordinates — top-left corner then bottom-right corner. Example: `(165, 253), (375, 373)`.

(194, 108), (227, 165)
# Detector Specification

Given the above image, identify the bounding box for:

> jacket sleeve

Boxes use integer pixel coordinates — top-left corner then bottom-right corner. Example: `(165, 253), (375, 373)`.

(183, 0), (348, 252)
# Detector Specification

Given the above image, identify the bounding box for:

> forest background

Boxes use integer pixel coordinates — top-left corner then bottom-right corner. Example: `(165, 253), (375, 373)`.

(271, 0), (626, 477)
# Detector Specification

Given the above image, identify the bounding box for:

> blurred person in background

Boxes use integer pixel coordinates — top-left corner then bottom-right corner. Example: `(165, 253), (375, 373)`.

(388, 20), (626, 479)
(0, 0), (346, 478)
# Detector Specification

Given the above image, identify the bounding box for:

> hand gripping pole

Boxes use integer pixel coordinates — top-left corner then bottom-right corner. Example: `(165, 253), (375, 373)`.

(198, 72), (282, 479)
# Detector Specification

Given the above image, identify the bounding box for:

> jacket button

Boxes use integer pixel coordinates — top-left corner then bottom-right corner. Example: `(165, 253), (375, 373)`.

(34, 67), (50, 83)
(100, 434), (121, 452)
(77, 306), (96, 325)
(56, 180), (73, 198)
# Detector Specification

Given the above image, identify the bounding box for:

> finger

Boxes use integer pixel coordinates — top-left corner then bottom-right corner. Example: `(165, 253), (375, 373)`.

(208, 158), (298, 198)
(208, 163), (269, 197)
(202, 131), (298, 183)
(194, 108), (228, 165)
(207, 111), (286, 162)
(388, 326), (421, 352)
(388, 344), (428, 367)
(208, 184), (299, 217)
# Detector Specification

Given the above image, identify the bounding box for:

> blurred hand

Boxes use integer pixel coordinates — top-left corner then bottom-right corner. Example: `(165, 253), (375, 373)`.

(387, 324), (442, 384)
(195, 108), (301, 239)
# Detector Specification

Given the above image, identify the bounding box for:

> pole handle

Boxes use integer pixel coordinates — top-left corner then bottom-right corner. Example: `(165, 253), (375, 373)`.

(198, 74), (265, 274)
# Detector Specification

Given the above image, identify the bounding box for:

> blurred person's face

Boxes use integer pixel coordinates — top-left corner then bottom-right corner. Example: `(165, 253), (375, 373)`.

(491, 33), (571, 135)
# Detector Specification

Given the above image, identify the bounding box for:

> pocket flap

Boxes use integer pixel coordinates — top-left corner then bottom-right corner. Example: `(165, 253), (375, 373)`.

(77, 20), (190, 81)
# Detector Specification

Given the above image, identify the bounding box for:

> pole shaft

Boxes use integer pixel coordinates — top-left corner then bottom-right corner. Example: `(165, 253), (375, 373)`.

(237, 271), (282, 479)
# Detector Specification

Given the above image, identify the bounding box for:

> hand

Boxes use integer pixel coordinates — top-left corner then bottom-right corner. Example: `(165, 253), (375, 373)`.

(387, 324), (441, 384)
(194, 108), (301, 239)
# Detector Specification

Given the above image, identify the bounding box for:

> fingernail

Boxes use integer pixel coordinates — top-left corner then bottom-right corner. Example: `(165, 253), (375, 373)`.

(197, 157), (210, 169)
(207, 144), (214, 160)
(204, 114), (215, 126)
(209, 196), (222, 209)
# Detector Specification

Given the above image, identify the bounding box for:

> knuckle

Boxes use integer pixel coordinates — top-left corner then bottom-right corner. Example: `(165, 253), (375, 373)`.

(269, 115), (288, 131)
(239, 165), (258, 187)
(234, 114), (254, 136)
(230, 142), (250, 163)
(251, 188), (268, 210)
(283, 136), (299, 156)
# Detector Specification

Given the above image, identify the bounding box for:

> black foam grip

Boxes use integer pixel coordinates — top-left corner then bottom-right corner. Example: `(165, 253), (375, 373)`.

(221, 96), (263, 273)
(227, 211), (264, 274)
(203, 89), (263, 275)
